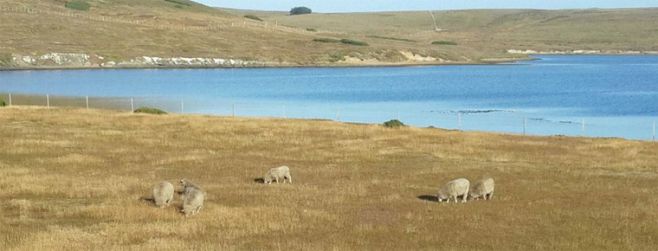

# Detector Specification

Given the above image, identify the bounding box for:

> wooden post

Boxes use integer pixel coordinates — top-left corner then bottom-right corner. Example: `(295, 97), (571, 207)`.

(8, 93), (11, 106)
(651, 120), (656, 142)
(46, 94), (50, 108)
(130, 98), (134, 112)
(581, 119), (586, 134)
(85, 96), (89, 109)
(457, 112), (462, 129)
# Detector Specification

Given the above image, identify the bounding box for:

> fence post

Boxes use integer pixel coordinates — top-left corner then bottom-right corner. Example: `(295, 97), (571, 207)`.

(651, 120), (656, 142)
(8, 93), (11, 106)
(457, 112), (462, 129)
(581, 119), (586, 135)
(130, 98), (134, 112)
(85, 96), (89, 110)
(181, 100), (184, 113)
(46, 94), (50, 108)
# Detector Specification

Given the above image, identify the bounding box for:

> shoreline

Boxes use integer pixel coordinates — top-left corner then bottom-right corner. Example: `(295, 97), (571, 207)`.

(3, 53), (658, 71)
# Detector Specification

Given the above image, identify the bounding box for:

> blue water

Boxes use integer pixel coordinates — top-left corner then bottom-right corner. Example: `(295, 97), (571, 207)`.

(1, 55), (657, 140)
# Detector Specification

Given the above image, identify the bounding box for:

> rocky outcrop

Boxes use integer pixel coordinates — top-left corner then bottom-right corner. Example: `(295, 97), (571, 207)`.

(2, 53), (268, 69)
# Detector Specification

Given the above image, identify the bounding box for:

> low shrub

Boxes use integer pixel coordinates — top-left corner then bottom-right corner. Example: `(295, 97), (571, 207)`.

(368, 35), (416, 42)
(383, 119), (405, 128)
(340, 39), (369, 46)
(164, 0), (192, 6)
(244, 15), (263, 21)
(313, 38), (340, 43)
(290, 6), (312, 15)
(134, 107), (167, 115)
(432, 40), (458, 46)
(65, 1), (91, 11)
(306, 28), (317, 32)
(0, 98), (6, 107)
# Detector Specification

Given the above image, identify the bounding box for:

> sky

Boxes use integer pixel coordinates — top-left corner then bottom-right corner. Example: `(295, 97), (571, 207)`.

(197, 0), (658, 12)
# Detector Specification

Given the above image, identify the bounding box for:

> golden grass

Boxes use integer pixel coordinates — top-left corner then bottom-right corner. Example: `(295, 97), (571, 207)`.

(1, 106), (657, 250)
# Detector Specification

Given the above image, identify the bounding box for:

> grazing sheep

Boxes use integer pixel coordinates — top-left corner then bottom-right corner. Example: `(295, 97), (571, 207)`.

(470, 177), (495, 200)
(152, 181), (174, 208)
(180, 178), (202, 193)
(181, 187), (205, 217)
(437, 178), (470, 203)
(264, 165), (292, 184)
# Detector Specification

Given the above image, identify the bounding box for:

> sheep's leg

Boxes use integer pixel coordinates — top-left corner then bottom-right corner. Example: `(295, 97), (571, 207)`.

(287, 175), (292, 184)
(275, 177), (279, 183)
(462, 193), (468, 203)
(488, 191), (494, 200)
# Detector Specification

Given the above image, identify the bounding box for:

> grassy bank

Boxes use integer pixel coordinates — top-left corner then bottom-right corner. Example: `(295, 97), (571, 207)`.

(1, 107), (657, 250)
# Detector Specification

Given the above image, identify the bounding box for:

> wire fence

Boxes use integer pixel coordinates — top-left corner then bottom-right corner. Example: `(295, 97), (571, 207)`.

(1, 92), (656, 141)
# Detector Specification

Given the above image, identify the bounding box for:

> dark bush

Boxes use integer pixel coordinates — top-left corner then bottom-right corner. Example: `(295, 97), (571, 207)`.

(164, 0), (192, 6)
(134, 107), (167, 115)
(368, 35), (416, 42)
(383, 119), (405, 128)
(432, 40), (458, 46)
(340, 39), (369, 46)
(244, 14), (263, 21)
(313, 38), (340, 43)
(65, 1), (91, 11)
(0, 98), (6, 107)
(290, 6), (312, 15)
(306, 28), (317, 32)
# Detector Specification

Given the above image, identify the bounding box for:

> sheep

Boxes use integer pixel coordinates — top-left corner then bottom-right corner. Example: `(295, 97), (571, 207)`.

(179, 178), (202, 194)
(181, 187), (205, 217)
(263, 165), (292, 184)
(470, 177), (495, 200)
(152, 181), (174, 208)
(437, 178), (470, 203)
(179, 179), (204, 217)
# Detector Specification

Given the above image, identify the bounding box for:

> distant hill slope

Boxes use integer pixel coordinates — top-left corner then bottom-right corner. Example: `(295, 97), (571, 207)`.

(1, 1), (657, 69)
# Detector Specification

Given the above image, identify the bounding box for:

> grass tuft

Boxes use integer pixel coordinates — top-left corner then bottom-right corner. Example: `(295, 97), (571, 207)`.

(340, 39), (369, 46)
(65, 1), (91, 11)
(313, 38), (340, 43)
(383, 119), (405, 128)
(0, 98), (5, 107)
(134, 107), (167, 115)
(431, 40), (458, 46)
(244, 15), (263, 21)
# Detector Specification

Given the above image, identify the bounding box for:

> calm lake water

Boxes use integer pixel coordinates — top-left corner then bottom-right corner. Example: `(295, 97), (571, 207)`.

(1, 55), (657, 140)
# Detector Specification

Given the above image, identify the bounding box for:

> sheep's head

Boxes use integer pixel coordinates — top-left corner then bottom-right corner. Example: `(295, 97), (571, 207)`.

(180, 179), (188, 187)
(437, 192), (448, 202)
(263, 174), (273, 184)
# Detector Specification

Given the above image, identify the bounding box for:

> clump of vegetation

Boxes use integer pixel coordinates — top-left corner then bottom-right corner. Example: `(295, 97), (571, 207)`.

(164, 0), (192, 7)
(328, 52), (345, 62)
(64, 1), (91, 11)
(134, 107), (167, 115)
(0, 98), (6, 107)
(290, 6), (312, 15)
(340, 39), (369, 46)
(383, 119), (405, 128)
(432, 40), (458, 46)
(306, 28), (317, 32)
(368, 35), (416, 42)
(244, 15), (263, 21)
(313, 38), (340, 43)
(0, 53), (12, 66)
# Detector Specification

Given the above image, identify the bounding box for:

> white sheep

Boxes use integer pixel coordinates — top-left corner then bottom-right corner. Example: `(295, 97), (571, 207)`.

(437, 178), (470, 203)
(152, 181), (174, 208)
(470, 177), (495, 200)
(181, 188), (205, 217)
(264, 166), (292, 184)
(179, 179), (204, 217)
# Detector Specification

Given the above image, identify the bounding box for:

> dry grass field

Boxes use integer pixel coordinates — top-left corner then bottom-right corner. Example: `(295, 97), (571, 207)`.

(1, 106), (657, 250)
